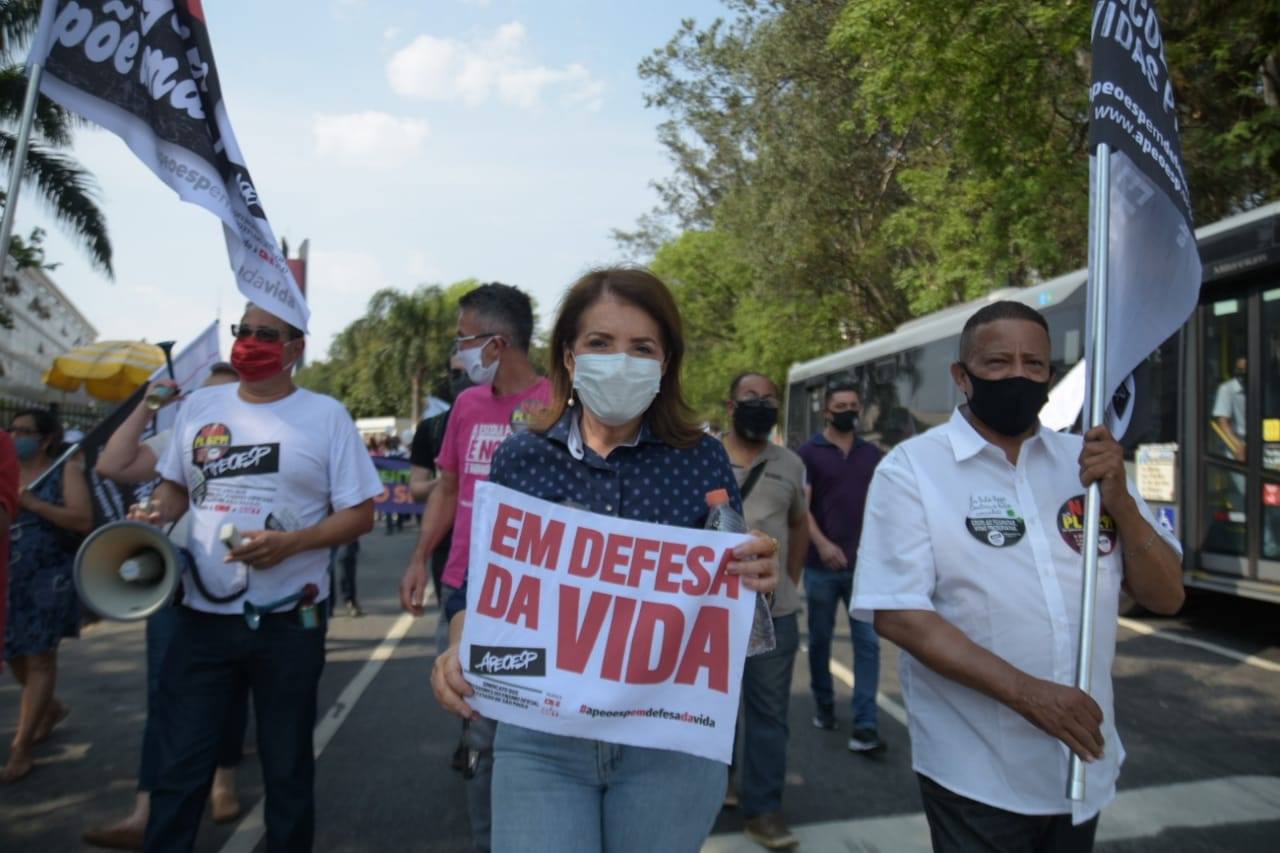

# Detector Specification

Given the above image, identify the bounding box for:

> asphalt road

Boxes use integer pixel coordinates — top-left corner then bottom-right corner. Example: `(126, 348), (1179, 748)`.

(2, 528), (1277, 852)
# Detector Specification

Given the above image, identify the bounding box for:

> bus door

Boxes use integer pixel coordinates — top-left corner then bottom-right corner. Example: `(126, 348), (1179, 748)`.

(1197, 285), (1280, 592)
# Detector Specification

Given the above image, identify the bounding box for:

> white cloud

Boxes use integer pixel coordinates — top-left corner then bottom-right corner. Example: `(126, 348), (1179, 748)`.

(383, 26), (402, 42)
(387, 21), (604, 110)
(311, 111), (430, 168)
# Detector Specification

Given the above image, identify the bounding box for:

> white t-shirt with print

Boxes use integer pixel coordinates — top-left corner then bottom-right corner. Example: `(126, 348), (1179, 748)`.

(157, 384), (382, 614)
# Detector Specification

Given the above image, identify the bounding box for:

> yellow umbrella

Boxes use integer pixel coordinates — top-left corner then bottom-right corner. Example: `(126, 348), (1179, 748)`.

(43, 340), (166, 402)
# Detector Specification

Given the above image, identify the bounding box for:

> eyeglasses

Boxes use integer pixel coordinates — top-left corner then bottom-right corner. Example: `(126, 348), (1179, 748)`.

(231, 324), (296, 343)
(451, 332), (500, 353)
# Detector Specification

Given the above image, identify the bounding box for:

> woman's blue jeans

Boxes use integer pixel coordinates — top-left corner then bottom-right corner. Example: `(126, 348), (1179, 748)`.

(491, 724), (726, 852)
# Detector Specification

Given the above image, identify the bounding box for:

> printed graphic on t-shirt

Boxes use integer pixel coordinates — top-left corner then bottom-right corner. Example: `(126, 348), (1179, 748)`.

(188, 422), (281, 518)
(510, 400), (542, 434)
(465, 423), (511, 477)
(192, 422), (232, 464)
(965, 493), (1026, 548)
(200, 445), (280, 481)
(1057, 494), (1117, 555)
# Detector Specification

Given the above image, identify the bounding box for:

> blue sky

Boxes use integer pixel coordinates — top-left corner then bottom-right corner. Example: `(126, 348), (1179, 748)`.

(17, 0), (728, 359)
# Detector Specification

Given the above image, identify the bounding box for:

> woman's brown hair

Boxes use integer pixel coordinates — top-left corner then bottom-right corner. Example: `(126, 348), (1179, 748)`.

(535, 266), (704, 449)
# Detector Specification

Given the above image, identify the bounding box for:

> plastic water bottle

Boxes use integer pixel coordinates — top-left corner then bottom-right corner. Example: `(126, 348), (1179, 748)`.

(705, 489), (777, 655)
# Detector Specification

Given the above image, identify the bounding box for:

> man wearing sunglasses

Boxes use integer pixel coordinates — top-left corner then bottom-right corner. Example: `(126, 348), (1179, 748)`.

(131, 303), (382, 852)
(399, 282), (549, 851)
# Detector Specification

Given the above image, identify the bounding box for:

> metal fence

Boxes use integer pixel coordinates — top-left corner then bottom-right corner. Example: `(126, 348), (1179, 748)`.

(0, 394), (105, 434)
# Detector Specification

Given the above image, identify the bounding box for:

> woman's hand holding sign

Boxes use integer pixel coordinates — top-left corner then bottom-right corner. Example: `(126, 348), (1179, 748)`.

(433, 614), (477, 721)
(729, 530), (778, 596)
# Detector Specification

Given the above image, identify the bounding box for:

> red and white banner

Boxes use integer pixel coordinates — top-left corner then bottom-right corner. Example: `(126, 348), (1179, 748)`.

(462, 482), (756, 763)
(28, 1), (309, 331)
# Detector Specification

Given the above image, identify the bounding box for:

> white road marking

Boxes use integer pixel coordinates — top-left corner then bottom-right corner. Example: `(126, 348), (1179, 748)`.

(800, 641), (909, 727)
(702, 774), (1280, 852)
(828, 656), (909, 728)
(0, 779), (133, 822)
(217, 612), (417, 853)
(1118, 617), (1280, 674)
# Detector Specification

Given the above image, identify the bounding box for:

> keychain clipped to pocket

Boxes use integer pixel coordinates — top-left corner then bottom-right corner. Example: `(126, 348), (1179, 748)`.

(298, 584), (320, 629)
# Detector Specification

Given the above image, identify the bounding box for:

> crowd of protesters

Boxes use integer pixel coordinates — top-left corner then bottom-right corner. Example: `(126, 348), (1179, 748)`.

(0, 270), (1184, 853)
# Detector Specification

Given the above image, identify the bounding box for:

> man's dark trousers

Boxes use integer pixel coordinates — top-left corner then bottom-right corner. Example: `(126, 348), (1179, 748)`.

(145, 606), (326, 852)
(918, 774), (1099, 853)
(740, 613), (800, 818)
(139, 606), (249, 791)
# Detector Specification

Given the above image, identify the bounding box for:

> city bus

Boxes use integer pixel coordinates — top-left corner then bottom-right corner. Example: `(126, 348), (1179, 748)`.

(785, 201), (1280, 604)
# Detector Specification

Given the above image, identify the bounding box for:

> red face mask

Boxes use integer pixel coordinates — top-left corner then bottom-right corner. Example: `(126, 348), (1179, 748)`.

(231, 336), (293, 383)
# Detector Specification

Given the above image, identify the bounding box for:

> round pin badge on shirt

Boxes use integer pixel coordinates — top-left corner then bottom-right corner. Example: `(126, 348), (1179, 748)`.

(1057, 494), (1117, 556)
(965, 493), (1026, 548)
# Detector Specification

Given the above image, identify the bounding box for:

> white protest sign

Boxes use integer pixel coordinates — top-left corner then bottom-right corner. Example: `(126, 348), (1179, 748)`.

(462, 481), (756, 764)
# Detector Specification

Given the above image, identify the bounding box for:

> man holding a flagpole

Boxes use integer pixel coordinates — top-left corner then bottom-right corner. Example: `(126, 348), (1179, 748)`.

(851, 301), (1185, 850)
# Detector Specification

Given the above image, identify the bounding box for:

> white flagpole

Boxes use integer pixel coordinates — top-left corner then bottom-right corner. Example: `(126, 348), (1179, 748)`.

(1069, 140), (1112, 801)
(0, 62), (45, 268)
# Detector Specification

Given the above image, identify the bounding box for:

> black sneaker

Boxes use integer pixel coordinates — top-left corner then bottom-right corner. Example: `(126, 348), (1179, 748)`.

(812, 709), (837, 731)
(847, 728), (885, 754)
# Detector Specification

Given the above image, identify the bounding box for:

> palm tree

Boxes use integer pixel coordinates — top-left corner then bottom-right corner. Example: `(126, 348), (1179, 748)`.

(369, 286), (453, 420)
(0, 0), (113, 276)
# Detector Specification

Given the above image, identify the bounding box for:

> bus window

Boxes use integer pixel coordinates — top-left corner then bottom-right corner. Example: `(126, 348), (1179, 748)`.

(1206, 298), (1249, 463)
(910, 337), (959, 429)
(1203, 296), (1248, 556)
(1263, 288), (1280, 475)
(1121, 335), (1180, 448)
(1262, 288), (1280, 560)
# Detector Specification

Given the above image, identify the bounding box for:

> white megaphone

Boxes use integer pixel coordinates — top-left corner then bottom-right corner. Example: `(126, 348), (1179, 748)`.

(74, 521), (183, 621)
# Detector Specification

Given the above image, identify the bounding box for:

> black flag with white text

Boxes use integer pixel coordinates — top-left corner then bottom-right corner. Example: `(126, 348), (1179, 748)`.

(27, 0), (309, 332)
(1085, 0), (1201, 438)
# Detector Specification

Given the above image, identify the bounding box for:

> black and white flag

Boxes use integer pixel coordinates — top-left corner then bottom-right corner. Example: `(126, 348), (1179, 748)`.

(28, 0), (308, 332)
(1086, 0), (1201, 438)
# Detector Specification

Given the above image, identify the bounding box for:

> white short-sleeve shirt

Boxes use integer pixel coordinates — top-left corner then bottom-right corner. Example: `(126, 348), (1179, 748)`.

(852, 408), (1180, 823)
(1211, 376), (1246, 438)
(157, 384), (382, 614)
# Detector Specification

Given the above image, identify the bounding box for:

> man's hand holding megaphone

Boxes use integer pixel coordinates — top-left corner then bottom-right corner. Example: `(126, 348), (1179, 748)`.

(127, 485), (186, 528)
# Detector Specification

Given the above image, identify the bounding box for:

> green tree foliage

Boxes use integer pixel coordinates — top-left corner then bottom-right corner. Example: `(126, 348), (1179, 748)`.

(297, 280), (478, 419)
(831, 0), (1279, 312)
(651, 228), (853, 426)
(638, 0), (912, 338)
(634, 0), (1278, 383)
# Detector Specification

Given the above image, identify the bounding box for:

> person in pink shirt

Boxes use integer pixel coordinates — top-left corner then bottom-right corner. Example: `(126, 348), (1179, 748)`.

(399, 281), (549, 851)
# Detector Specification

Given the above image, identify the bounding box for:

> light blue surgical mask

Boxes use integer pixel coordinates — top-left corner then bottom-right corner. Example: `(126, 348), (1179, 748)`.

(572, 353), (662, 426)
(14, 435), (42, 460)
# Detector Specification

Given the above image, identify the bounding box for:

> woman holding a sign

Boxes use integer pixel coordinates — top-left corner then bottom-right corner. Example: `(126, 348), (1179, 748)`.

(432, 267), (780, 852)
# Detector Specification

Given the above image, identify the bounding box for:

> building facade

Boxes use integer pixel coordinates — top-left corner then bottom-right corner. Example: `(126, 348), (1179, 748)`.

(0, 263), (97, 401)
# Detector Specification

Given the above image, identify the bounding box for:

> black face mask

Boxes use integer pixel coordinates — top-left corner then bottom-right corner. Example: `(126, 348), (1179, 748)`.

(733, 400), (778, 441)
(829, 410), (858, 434)
(963, 367), (1050, 437)
(449, 370), (474, 401)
